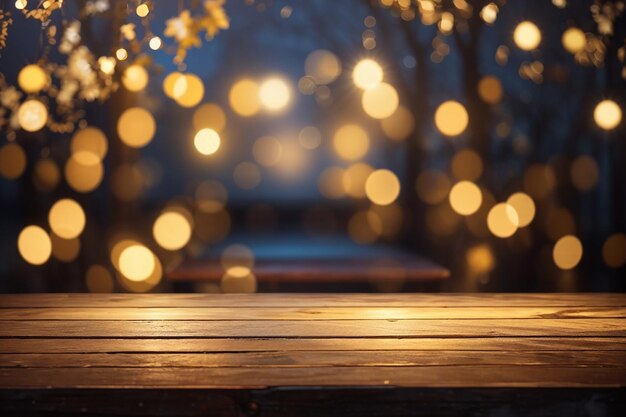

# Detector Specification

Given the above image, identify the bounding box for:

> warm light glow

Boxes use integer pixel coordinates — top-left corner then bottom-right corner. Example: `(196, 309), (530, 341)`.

(333, 124), (369, 160)
(71, 126), (108, 160)
(98, 57), (116, 75)
(253, 136), (283, 167)
(513, 21), (541, 51)
(365, 169), (401, 206)
(15, 0), (27, 10)
(136, 3), (149, 17)
(117, 107), (156, 148)
(163, 72), (183, 98)
(149, 36), (162, 50)
(193, 103), (226, 132)
(34, 158), (60, 192)
(506, 192), (535, 227)
(65, 152), (104, 193)
(0, 143), (27, 179)
(194, 128), (221, 155)
(221, 244), (255, 269)
(119, 244), (156, 282)
(562, 27), (586, 54)
(466, 244), (495, 274)
(353, 59), (383, 89)
(122, 65), (149, 92)
(48, 199), (86, 239)
(594, 100), (622, 131)
(221, 266), (257, 293)
(18, 225), (52, 265)
(229, 79), (261, 116)
(603, 233), (626, 268)
(449, 181), (482, 215)
(361, 82), (399, 119)
(434, 100), (468, 137)
(174, 74), (204, 107)
(477, 76), (503, 104)
(17, 99), (48, 132)
(342, 163), (373, 199)
(116, 48), (128, 61)
(304, 50), (342, 85)
(259, 77), (291, 112)
(153, 211), (192, 251)
(18, 64), (48, 93)
(553, 235), (583, 270)
(381, 106), (415, 140)
(487, 203), (519, 238)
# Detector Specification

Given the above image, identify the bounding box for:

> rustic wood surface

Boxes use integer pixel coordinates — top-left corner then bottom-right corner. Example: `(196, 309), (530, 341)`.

(0, 293), (625, 416)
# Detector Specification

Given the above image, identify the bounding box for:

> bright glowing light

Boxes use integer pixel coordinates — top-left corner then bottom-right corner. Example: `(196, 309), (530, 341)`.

(117, 107), (156, 148)
(48, 199), (86, 239)
(361, 82), (399, 119)
(149, 36), (162, 50)
(229, 79), (261, 116)
(65, 153), (104, 193)
(513, 21), (541, 51)
(163, 72), (183, 98)
(353, 59), (383, 90)
(18, 225), (52, 265)
(194, 128), (221, 155)
(466, 244), (495, 274)
(136, 3), (149, 17)
(304, 50), (342, 85)
(98, 57), (116, 75)
(333, 124), (369, 160)
(153, 211), (192, 250)
(119, 244), (156, 282)
(17, 99), (48, 132)
(221, 267), (257, 293)
(594, 100), (622, 131)
(174, 74), (204, 107)
(122, 65), (149, 92)
(193, 103), (226, 132)
(15, 0), (27, 10)
(259, 77), (291, 111)
(342, 163), (373, 199)
(71, 127), (108, 161)
(562, 27), (586, 54)
(0, 143), (27, 179)
(116, 48), (128, 61)
(553, 235), (583, 270)
(506, 192), (535, 227)
(449, 181), (482, 215)
(365, 169), (400, 206)
(17, 64), (48, 93)
(487, 203), (519, 238)
(434, 100), (468, 137)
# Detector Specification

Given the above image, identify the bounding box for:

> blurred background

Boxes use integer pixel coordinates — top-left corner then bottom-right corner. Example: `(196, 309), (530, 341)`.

(0, 0), (625, 294)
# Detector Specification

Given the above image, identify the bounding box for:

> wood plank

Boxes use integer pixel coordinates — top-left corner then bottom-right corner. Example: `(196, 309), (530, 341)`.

(2, 351), (625, 368)
(1, 293), (625, 308)
(1, 366), (625, 388)
(3, 337), (625, 353)
(1, 306), (625, 320)
(1, 319), (624, 338)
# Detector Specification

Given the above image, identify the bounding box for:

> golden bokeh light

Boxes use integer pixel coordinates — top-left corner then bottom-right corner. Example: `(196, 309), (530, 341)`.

(304, 49), (342, 85)
(17, 64), (49, 93)
(259, 77), (291, 112)
(487, 203), (519, 238)
(451, 149), (483, 181)
(149, 36), (162, 50)
(353, 58), (383, 90)
(477, 76), (503, 104)
(174, 73), (205, 107)
(136, 3), (149, 17)
(17, 99), (48, 132)
(116, 48), (128, 61)
(153, 211), (192, 251)
(0, 143), (27, 179)
(361, 82), (399, 119)
(163, 71), (183, 98)
(253, 135), (283, 167)
(50, 233), (81, 262)
(365, 169), (400, 206)
(229, 79), (261, 116)
(221, 266), (257, 293)
(333, 124), (369, 160)
(434, 100), (468, 137)
(342, 162), (373, 199)
(122, 64), (149, 92)
(513, 21), (541, 51)
(570, 155), (599, 192)
(381, 106), (415, 140)
(34, 158), (60, 192)
(449, 181), (482, 215)
(86, 265), (114, 293)
(194, 128), (221, 156)
(48, 198), (86, 239)
(196, 180), (228, 213)
(562, 27), (586, 54)
(602, 233), (626, 269)
(594, 99), (622, 131)
(553, 235), (583, 270)
(65, 153), (104, 193)
(117, 107), (156, 148)
(506, 192), (535, 227)
(233, 161), (261, 189)
(466, 244), (495, 274)
(119, 244), (156, 282)
(18, 225), (52, 265)
(71, 126), (108, 160)
(416, 169), (450, 205)
(298, 126), (322, 149)
(192, 103), (226, 132)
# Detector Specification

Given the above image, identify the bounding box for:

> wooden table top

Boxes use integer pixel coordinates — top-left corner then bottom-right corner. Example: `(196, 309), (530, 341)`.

(0, 293), (625, 390)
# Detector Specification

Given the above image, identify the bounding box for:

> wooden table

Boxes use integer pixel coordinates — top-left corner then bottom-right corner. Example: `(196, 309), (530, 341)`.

(1, 293), (625, 416)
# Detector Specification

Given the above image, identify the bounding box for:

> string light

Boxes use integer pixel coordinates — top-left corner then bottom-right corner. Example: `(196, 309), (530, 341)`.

(17, 99), (48, 132)
(594, 100), (622, 131)
(513, 21), (541, 51)
(352, 59), (383, 90)
(194, 128), (221, 155)
(17, 64), (49, 93)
